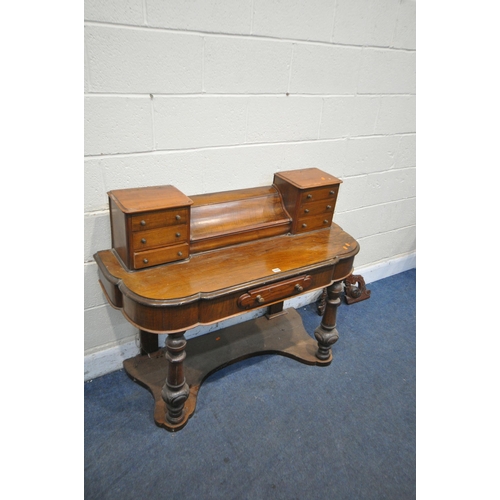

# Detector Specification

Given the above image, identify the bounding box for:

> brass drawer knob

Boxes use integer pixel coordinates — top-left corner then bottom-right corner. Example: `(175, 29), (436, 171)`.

(177, 251), (183, 257)
(175, 215), (181, 221)
(255, 295), (265, 304)
(143, 258), (149, 264)
(141, 238), (147, 244)
(175, 232), (181, 237)
(304, 209), (309, 214)
(294, 284), (303, 293)
(302, 223), (307, 228)
(140, 220), (146, 226)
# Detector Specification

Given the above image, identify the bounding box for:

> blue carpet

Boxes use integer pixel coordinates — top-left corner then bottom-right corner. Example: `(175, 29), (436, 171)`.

(85, 269), (416, 499)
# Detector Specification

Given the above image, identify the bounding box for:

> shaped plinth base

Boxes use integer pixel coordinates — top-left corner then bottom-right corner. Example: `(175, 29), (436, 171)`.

(123, 308), (331, 431)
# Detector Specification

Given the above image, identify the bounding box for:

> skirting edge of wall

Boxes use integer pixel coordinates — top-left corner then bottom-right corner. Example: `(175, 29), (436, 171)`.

(84, 251), (416, 382)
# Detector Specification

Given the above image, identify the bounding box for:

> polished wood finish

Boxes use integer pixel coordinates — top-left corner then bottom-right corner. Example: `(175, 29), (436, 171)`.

(237, 275), (312, 309)
(190, 186), (291, 253)
(314, 280), (343, 360)
(95, 168), (359, 431)
(344, 274), (371, 304)
(123, 308), (331, 431)
(273, 168), (342, 234)
(161, 332), (190, 424)
(95, 224), (357, 333)
(108, 185), (193, 270)
(109, 185), (193, 213)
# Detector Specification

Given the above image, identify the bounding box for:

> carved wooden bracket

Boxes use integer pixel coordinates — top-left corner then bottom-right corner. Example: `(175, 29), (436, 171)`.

(316, 273), (371, 314)
(343, 274), (371, 305)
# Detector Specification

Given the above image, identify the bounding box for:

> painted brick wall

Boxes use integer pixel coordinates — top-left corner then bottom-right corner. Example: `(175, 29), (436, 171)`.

(84, 0), (416, 360)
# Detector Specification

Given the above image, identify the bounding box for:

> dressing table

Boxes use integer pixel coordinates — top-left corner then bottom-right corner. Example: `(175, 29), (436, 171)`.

(94, 168), (359, 431)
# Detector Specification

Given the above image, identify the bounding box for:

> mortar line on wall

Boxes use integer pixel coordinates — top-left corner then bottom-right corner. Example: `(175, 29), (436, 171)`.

(250, 0), (255, 34)
(330, 0), (338, 43)
(202, 37), (205, 92)
(97, 163), (107, 210)
(336, 197), (416, 215)
(150, 95), (156, 150)
(357, 224), (416, 239)
(390, 0), (402, 48)
(244, 97), (250, 143)
(84, 91), (416, 98)
(83, 133), (417, 160)
(84, 35), (92, 92)
(287, 44), (295, 94)
(393, 135), (403, 170)
(317, 98), (325, 139)
(142, 0), (148, 26)
(341, 165), (416, 181)
(354, 46), (363, 96)
(373, 95), (383, 135)
(83, 21), (417, 53)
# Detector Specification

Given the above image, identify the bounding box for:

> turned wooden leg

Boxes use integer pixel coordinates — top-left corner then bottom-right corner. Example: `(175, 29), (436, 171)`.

(161, 332), (190, 425)
(314, 280), (343, 360)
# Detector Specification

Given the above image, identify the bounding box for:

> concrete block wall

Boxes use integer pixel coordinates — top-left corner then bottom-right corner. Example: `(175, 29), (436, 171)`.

(84, 0), (416, 378)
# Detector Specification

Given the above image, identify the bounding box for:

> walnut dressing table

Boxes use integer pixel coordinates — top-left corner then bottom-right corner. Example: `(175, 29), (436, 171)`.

(94, 168), (359, 431)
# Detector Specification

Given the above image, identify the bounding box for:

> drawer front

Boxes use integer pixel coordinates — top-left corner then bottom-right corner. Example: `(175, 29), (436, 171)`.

(296, 213), (333, 233)
(133, 243), (189, 269)
(131, 208), (189, 231)
(300, 186), (338, 205)
(237, 275), (312, 310)
(298, 199), (335, 217)
(131, 224), (188, 251)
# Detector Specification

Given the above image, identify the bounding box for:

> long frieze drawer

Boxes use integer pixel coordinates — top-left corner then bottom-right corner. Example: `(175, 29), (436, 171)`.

(133, 243), (189, 269)
(237, 275), (312, 310)
(300, 186), (338, 205)
(299, 199), (335, 217)
(296, 213), (334, 233)
(132, 224), (188, 251)
(131, 208), (189, 231)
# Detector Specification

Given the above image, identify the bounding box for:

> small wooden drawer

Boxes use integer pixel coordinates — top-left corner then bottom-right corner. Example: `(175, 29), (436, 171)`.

(296, 213), (333, 233)
(237, 275), (312, 310)
(131, 224), (188, 251)
(299, 199), (335, 217)
(133, 243), (189, 269)
(300, 186), (337, 205)
(131, 208), (189, 232)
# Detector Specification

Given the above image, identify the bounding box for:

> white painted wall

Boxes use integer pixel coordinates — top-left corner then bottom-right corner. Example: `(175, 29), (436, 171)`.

(84, 0), (416, 379)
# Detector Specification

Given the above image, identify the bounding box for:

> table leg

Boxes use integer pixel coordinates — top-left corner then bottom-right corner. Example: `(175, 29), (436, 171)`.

(314, 280), (342, 360)
(161, 332), (190, 425)
(139, 329), (158, 355)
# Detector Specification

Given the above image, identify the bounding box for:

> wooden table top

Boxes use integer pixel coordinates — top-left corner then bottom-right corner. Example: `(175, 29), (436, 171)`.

(95, 223), (359, 302)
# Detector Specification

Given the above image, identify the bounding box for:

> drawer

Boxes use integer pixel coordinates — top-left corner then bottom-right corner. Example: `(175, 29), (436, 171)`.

(300, 186), (338, 205)
(133, 243), (189, 269)
(296, 213), (333, 233)
(298, 199), (335, 217)
(131, 224), (188, 251)
(237, 275), (312, 310)
(131, 208), (189, 231)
